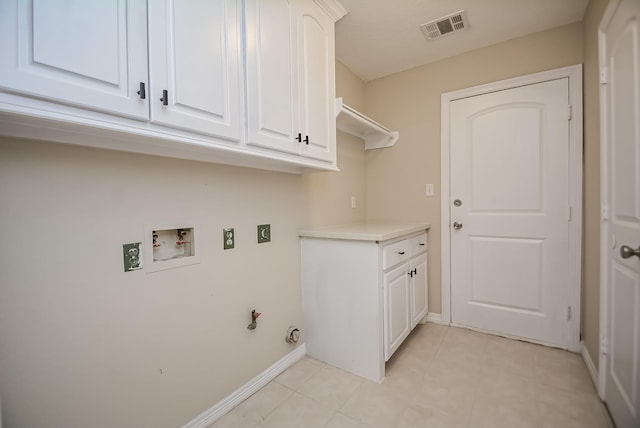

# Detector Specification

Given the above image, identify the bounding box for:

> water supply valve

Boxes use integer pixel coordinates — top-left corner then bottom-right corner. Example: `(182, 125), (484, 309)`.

(247, 309), (261, 330)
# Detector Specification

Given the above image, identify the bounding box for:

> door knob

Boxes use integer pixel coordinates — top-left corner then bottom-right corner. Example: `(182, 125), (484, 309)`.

(620, 244), (640, 259)
(452, 221), (463, 230)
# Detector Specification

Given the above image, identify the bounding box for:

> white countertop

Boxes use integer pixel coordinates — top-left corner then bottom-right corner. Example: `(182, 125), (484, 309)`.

(298, 222), (430, 242)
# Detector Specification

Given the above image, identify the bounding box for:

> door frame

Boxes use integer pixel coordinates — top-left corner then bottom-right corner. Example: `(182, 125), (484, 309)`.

(440, 65), (583, 352)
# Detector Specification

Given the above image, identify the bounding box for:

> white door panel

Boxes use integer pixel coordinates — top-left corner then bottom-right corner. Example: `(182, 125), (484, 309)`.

(601, 1), (640, 426)
(296, 0), (335, 162)
(148, 0), (242, 141)
(410, 254), (428, 329)
(0, 0), (149, 119)
(384, 263), (410, 361)
(245, 0), (299, 153)
(450, 79), (570, 347)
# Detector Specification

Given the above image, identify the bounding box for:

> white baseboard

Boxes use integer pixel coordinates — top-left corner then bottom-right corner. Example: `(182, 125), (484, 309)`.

(581, 340), (599, 389)
(426, 312), (445, 324)
(182, 344), (307, 428)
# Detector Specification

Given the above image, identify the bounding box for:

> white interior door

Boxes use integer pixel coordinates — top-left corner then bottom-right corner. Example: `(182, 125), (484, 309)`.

(600, 1), (640, 426)
(450, 79), (572, 347)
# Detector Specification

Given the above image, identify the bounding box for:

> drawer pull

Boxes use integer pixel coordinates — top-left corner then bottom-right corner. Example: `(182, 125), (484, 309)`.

(398, 251), (405, 255)
(418, 243), (425, 246)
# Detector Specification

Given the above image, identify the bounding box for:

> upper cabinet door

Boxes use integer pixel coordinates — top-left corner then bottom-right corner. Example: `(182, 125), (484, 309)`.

(148, 0), (242, 142)
(245, 0), (300, 154)
(295, 0), (336, 162)
(0, 0), (149, 120)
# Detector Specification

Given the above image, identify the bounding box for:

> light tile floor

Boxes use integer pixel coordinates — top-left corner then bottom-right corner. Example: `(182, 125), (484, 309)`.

(209, 324), (614, 428)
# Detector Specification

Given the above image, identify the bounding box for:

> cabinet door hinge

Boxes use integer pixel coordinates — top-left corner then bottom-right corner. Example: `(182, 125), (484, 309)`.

(601, 335), (608, 355)
(567, 305), (572, 321)
(567, 104), (573, 120)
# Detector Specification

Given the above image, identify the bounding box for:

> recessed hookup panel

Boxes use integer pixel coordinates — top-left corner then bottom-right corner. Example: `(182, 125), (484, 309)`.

(153, 227), (195, 261)
(145, 224), (201, 273)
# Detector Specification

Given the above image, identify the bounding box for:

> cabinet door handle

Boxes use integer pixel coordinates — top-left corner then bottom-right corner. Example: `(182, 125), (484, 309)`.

(160, 90), (168, 106)
(412, 268), (417, 275)
(137, 82), (146, 99)
(398, 251), (405, 255)
(303, 135), (309, 145)
(418, 243), (425, 246)
(296, 133), (302, 143)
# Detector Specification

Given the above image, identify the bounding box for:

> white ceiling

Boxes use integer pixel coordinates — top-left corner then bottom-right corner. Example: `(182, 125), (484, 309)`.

(335, 0), (589, 82)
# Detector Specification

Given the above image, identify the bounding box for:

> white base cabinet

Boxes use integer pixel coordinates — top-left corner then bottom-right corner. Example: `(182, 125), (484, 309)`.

(300, 224), (429, 382)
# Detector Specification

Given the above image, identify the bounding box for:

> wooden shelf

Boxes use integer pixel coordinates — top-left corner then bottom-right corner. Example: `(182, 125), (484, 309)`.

(335, 97), (399, 150)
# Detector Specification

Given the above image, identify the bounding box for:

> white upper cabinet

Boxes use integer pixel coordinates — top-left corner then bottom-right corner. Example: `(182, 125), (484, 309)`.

(245, 0), (299, 153)
(0, 0), (345, 172)
(0, 0), (149, 120)
(245, 0), (338, 163)
(295, 0), (336, 162)
(148, 0), (242, 141)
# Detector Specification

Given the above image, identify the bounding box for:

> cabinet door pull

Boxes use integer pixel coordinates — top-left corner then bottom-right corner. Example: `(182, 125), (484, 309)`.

(418, 243), (425, 246)
(303, 135), (309, 145)
(137, 82), (146, 99)
(397, 251), (405, 255)
(412, 268), (417, 275)
(296, 133), (302, 143)
(160, 90), (168, 106)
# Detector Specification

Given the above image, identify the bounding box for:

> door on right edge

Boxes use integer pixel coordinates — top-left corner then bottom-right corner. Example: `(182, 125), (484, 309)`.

(450, 78), (571, 347)
(601, 1), (640, 427)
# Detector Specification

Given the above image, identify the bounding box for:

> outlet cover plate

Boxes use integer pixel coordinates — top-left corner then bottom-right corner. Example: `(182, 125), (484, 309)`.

(223, 228), (235, 250)
(257, 224), (271, 243)
(123, 242), (143, 272)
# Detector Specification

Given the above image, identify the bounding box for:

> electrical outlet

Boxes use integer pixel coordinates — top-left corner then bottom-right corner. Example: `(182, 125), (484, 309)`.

(257, 224), (271, 243)
(123, 242), (142, 272)
(223, 228), (234, 250)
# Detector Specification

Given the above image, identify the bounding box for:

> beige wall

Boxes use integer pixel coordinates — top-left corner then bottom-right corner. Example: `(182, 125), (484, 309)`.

(0, 139), (307, 427)
(0, 65), (367, 427)
(582, 0), (609, 368)
(302, 61), (367, 226)
(363, 22), (584, 314)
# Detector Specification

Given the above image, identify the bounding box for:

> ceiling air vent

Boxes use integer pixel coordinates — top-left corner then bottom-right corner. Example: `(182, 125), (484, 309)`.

(420, 10), (468, 41)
